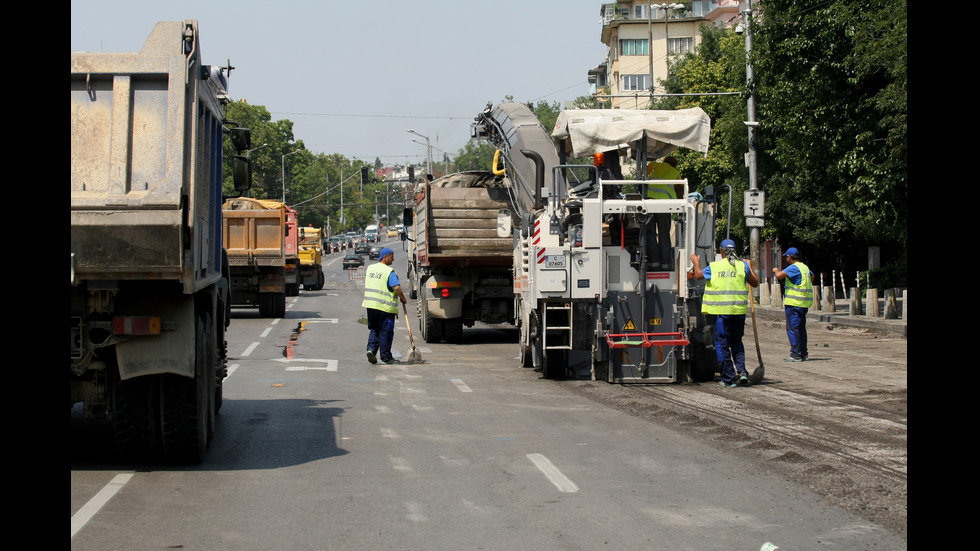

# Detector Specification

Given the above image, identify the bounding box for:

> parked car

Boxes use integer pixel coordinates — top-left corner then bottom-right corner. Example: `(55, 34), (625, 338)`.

(369, 246), (381, 260)
(342, 253), (364, 270)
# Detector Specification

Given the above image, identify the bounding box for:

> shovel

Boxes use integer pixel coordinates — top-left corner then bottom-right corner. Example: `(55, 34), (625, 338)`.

(748, 292), (765, 385)
(402, 302), (423, 364)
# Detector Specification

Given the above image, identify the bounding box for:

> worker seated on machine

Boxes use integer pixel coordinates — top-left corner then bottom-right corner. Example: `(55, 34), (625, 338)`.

(645, 156), (682, 271)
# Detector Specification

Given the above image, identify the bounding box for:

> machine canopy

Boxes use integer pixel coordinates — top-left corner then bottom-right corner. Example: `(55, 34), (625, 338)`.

(552, 107), (711, 160)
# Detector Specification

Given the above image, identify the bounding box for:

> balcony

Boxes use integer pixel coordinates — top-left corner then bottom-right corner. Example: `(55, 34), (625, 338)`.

(600, 1), (719, 26)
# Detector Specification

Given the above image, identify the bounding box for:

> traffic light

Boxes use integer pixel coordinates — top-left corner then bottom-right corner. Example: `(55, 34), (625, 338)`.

(407, 165), (415, 182)
(361, 166), (369, 182)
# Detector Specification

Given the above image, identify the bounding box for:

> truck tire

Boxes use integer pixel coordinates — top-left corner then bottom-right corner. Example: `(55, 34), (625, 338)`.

(111, 357), (155, 457)
(315, 269), (325, 290)
(259, 293), (287, 318)
(444, 318), (463, 344)
(420, 295), (443, 343)
(159, 312), (213, 463)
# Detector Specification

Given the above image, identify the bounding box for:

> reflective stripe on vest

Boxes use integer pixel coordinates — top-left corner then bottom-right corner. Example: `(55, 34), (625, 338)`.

(361, 263), (398, 313)
(702, 259), (748, 315)
(784, 262), (813, 308)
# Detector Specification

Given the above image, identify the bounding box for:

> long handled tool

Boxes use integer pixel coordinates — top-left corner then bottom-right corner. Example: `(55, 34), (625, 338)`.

(402, 302), (423, 364)
(748, 291), (765, 385)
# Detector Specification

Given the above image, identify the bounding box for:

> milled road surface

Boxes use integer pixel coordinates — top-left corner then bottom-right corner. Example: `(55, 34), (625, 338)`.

(568, 316), (908, 539)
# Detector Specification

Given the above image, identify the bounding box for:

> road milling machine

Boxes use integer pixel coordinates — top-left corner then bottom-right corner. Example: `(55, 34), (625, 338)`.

(474, 103), (721, 382)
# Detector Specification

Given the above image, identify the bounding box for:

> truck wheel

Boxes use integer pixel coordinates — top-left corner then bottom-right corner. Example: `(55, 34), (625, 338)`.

(286, 283), (299, 297)
(159, 312), (213, 463)
(315, 269), (325, 290)
(444, 318), (463, 344)
(420, 296), (443, 343)
(110, 355), (155, 457)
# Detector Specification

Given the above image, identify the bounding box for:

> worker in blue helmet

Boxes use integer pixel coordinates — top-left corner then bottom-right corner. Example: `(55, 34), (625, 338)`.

(362, 247), (408, 365)
(772, 247), (814, 362)
(690, 239), (759, 386)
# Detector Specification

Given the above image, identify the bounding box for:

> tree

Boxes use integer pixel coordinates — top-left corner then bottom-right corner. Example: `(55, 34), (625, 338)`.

(754, 0), (907, 281)
(455, 139), (496, 172)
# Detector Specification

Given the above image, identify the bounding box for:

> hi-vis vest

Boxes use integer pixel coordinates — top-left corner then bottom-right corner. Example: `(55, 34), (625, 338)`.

(701, 259), (749, 315)
(784, 262), (813, 308)
(647, 162), (680, 199)
(362, 263), (398, 313)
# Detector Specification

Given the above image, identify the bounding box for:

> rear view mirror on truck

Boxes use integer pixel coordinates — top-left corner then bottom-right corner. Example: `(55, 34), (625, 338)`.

(233, 155), (251, 192)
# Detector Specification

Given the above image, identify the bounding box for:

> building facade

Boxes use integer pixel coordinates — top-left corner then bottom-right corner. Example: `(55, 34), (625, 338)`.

(591, 1), (742, 109)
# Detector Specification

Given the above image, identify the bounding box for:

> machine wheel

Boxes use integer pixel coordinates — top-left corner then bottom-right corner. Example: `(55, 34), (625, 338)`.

(444, 318), (463, 344)
(690, 326), (717, 382)
(159, 312), (213, 463)
(315, 269), (325, 290)
(542, 349), (567, 380)
(519, 309), (533, 368)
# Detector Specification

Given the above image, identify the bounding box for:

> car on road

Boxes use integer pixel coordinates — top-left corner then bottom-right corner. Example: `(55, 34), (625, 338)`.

(355, 242), (371, 255)
(387, 228), (399, 238)
(342, 253), (364, 270)
(369, 246), (381, 260)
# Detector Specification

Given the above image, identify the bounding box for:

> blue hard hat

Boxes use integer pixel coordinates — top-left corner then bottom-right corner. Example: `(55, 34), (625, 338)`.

(721, 239), (736, 249)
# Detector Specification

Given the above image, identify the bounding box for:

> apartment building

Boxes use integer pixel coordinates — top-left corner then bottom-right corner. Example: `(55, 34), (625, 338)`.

(590, 1), (742, 109)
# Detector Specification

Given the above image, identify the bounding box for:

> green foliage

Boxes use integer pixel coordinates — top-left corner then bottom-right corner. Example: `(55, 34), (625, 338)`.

(754, 0), (907, 272)
(454, 139), (496, 172)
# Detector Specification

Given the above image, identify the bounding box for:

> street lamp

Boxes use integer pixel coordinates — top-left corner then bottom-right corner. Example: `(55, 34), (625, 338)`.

(406, 129), (432, 178)
(281, 149), (301, 203)
(648, 2), (685, 97)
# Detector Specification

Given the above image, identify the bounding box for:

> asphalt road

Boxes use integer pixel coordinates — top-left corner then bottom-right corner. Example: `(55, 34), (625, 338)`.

(71, 243), (907, 550)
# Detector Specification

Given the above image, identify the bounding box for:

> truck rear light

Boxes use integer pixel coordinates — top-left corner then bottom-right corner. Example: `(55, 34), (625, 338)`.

(113, 316), (161, 335)
(440, 288), (450, 298)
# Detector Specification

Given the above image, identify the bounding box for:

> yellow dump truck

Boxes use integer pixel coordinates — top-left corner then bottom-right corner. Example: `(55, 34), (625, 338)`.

(298, 226), (325, 290)
(222, 198), (288, 317)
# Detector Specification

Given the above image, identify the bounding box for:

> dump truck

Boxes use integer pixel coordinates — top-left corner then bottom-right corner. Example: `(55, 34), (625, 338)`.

(284, 205), (301, 296)
(70, 20), (251, 461)
(476, 104), (721, 382)
(405, 172), (517, 343)
(222, 198), (289, 317)
(298, 226), (325, 290)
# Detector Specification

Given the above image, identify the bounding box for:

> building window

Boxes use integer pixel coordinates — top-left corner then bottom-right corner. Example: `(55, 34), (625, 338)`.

(668, 37), (695, 55)
(619, 39), (649, 56)
(622, 74), (650, 91)
(632, 4), (649, 19)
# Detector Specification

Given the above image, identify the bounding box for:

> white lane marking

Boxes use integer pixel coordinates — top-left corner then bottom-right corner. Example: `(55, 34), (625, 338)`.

(260, 327), (272, 338)
(526, 453), (579, 493)
(284, 360), (338, 372)
(272, 318), (281, 324)
(381, 428), (400, 439)
(71, 473), (134, 538)
(226, 363), (240, 379)
(241, 342), (260, 357)
(449, 378), (472, 393)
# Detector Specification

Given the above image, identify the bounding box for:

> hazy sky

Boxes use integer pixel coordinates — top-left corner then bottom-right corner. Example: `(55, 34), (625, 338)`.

(71, 1), (608, 166)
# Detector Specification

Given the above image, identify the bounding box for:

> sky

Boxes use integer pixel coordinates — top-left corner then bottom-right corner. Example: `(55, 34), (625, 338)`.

(71, 1), (608, 166)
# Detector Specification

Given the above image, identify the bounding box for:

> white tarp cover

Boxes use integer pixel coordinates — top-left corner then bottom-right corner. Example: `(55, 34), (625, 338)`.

(551, 107), (711, 159)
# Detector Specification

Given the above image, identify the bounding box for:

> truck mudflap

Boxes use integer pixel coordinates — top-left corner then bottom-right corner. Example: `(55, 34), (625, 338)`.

(114, 294), (196, 380)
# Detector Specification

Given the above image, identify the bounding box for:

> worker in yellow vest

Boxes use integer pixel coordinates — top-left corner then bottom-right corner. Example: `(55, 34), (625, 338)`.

(362, 247), (408, 365)
(772, 247), (814, 362)
(690, 239), (759, 387)
(646, 156), (682, 270)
